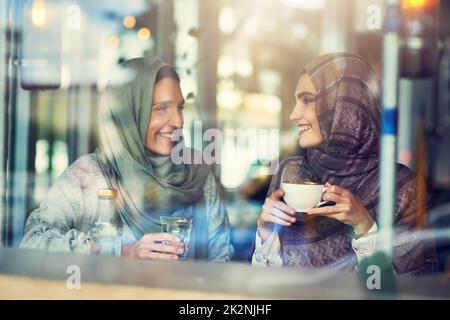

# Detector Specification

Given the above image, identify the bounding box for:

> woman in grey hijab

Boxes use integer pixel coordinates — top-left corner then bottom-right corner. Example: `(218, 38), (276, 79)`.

(21, 57), (234, 262)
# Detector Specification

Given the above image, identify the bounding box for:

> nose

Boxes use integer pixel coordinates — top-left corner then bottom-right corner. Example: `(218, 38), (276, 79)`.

(169, 107), (183, 129)
(289, 103), (302, 122)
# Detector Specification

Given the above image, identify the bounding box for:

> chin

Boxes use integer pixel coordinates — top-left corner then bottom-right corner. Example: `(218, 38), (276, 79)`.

(299, 139), (321, 149)
(299, 140), (311, 149)
(146, 142), (174, 156)
(154, 148), (173, 156)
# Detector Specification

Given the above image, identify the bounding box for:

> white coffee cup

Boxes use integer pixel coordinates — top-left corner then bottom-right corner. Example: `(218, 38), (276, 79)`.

(281, 182), (327, 212)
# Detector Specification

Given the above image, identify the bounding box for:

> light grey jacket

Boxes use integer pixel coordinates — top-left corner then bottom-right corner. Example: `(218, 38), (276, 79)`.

(20, 153), (234, 262)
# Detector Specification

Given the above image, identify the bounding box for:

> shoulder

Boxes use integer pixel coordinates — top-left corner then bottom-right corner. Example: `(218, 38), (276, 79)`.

(395, 163), (424, 216)
(56, 153), (104, 187)
(70, 153), (101, 171)
(396, 163), (419, 193)
(202, 171), (218, 201)
(278, 155), (306, 171)
(266, 156), (303, 182)
(267, 155), (307, 192)
(397, 163), (416, 180)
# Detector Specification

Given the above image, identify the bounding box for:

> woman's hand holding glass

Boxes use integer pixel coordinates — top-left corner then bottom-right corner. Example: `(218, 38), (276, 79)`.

(257, 190), (296, 243)
(122, 233), (184, 261)
(306, 182), (374, 234)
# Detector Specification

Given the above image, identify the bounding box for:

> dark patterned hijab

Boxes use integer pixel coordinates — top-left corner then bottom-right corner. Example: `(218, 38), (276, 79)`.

(269, 53), (436, 274)
(303, 53), (381, 188)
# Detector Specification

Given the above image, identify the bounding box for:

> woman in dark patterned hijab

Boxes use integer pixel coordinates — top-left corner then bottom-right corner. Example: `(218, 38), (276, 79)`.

(254, 53), (437, 275)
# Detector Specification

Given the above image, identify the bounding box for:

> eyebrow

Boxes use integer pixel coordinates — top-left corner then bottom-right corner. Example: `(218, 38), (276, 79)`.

(295, 91), (316, 100)
(152, 99), (185, 107)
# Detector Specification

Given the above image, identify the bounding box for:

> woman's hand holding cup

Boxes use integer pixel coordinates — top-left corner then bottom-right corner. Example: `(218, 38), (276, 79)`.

(257, 189), (296, 243)
(306, 182), (374, 235)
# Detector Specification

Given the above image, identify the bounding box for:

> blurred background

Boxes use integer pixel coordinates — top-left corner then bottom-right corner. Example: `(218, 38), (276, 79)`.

(0, 0), (449, 268)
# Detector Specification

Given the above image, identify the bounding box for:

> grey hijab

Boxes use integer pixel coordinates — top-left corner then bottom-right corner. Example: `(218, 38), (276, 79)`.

(96, 57), (210, 249)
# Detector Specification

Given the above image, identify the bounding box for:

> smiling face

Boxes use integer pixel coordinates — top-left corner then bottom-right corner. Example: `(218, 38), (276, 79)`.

(289, 73), (324, 149)
(145, 77), (185, 156)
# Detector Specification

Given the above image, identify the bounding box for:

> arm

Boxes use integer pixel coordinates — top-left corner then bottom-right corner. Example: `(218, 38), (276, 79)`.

(251, 163), (297, 267)
(351, 221), (378, 264)
(204, 174), (234, 262)
(253, 214), (378, 267)
(20, 164), (91, 254)
(252, 189), (297, 267)
(392, 175), (438, 275)
(252, 226), (283, 266)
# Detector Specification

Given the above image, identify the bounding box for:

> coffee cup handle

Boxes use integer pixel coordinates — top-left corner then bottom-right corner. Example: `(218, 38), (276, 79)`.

(316, 186), (328, 207)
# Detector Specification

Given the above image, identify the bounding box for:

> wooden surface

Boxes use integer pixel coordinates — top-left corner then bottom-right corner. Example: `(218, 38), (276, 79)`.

(1, 247), (450, 299)
(0, 275), (264, 300)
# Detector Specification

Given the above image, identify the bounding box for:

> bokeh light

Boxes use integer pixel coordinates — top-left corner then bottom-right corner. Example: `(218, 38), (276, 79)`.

(123, 16), (136, 29)
(137, 27), (151, 40)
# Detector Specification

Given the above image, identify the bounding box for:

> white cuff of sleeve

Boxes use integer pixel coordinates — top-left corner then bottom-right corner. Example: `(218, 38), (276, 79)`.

(352, 221), (378, 263)
(252, 227), (283, 266)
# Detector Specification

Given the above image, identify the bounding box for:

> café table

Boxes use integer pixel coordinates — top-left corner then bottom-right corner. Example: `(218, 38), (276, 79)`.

(0, 247), (449, 299)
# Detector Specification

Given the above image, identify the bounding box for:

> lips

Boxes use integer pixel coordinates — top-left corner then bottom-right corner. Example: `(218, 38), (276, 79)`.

(158, 132), (175, 140)
(298, 124), (312, 133)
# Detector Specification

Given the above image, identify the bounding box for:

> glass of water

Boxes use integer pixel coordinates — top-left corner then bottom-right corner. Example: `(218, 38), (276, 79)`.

(160, 216), (193, 260)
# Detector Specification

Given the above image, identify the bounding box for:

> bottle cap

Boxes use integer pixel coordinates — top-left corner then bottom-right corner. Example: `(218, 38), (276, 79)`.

(97, 189), (117, 199)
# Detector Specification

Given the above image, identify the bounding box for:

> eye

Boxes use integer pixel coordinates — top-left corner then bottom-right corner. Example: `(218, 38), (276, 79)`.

(178, 105), (185, 111)
(302, 97), (315, 105)
(155, 104), (169, 111)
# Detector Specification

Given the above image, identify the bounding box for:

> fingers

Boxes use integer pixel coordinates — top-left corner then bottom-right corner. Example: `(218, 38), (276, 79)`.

(271, 200), (295, 215)
(139, 242), (183, 254)
(324, 183), (348, 196)
(142, 232), (181, 244)
(322, 192), (343, 203)
(260, 189), (297, 228)
(266, 212), (294, 226)
(269, 207), (296, 223)
(135, 242), (183, 260)
(269, 189), (285, 200)
(262, 195), (296, 226)
(307, 204), (345, 216)
(137, 233), (185, 261)
(262, 202), (296, 226)
(136, 243), (183, 260)
(139, 250), (179, 261)
(126, 233), (187, 261)
(266, 190), (295, 215)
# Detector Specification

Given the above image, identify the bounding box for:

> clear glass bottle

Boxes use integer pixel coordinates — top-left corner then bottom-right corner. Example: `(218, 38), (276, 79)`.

(92, 189), (122, 256)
